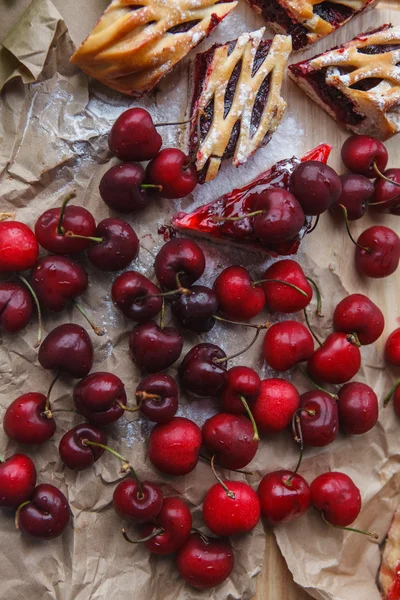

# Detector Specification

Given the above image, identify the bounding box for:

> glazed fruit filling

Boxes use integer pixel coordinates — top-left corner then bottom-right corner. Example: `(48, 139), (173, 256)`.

(248, 0), (308, 50)
(313, 2), (353, 24)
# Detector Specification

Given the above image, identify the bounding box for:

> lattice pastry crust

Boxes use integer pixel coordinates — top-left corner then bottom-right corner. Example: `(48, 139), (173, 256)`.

(379, 510), (400, 599)
(188, 29), (292, 183)
(289, 25), (400, 140)
(70, 0), (238, 97)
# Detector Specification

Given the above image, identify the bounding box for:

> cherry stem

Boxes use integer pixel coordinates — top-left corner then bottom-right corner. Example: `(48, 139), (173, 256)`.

(57, 191), (77, 235)
(0, 212), (16, 221)
(199, 455), (253, 475)
(73, 301), (105, 337)
(191, 528), (210, 545)
(214, 315), (269, 331)
(384, 378), (400, 407)
(339, 205), (370, 252)
(118, 402), (141, 413)
(65, 232), (103, 243)
(214, 327), (265, 364)
(210, 455), (235, 499)
(135, 391), (161, 401)
(306, 277), (323, 317)
(155, 116), (195, 128)
(303, 308), (322, 347)
(252, 279), (308, 298)
(141, 184), (163, 191)
(298, 367), (338, 400)
(240, 396), (260, 441)
(307, 215), (320, 234)
(15, 500), (31, 529)
(321, 513), (378, 539)
(347, 333), (361, 348)
(138, 287), (190, 301)
(17, 275), (43, 347)
(212, 210), (264, 223)
(287, 412), (305, 485)
(122, 527), (164, 544)
(373, 162), (400, 188)
(43, 373), (60, 417)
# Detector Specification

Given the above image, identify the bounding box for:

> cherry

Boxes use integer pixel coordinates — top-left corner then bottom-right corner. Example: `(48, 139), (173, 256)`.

(310, 472), (361, 527)
(341, 135), (388, 178)
(31, 255), (88, 312)
(220, 366), (261, 415)
(171, 285), (218, 333)
(154, 238), (205, 290)
(333, 294), (384, 345)
(308, 332), (361, 384)
(73, 372), (127, 426)
(16, 483), (70, 539)
(129, 320), (183, 372)
(108, 108), (162, 162)
(337, 382), (378, 435)
(213, 266), (265, 321)
(35, 192), (96, 254)
(354, 226), (400, 279)
(0, 282), (33, 333)
(99, 163), (151, 213)
(0, 454), (36, 508)
(252, 378), (300, 434)
(176, 532), (234, 590)
(59, 423), (107, 470)
(385, 328), (400, 366)
(263, 321), (314, 371)
(0, 220), (38, 272)
(179, 343), (227, 398)
(113, 478), (163, 523)
(257, 470), (311, 525)
(202, 413), (259, 470)
(112, 271), (162, 322)
(260, 260), (313, 314)
(331, 174), (374, 220)
(372, 168), (400, 215)
(136, 373), (178, 423)
(290, 161), (342, 216)
(146, 148), (197, 199)
(297, 391), (338, 447)
(39, 323), (94, 378)
(250, 188), (305, 243)
(85, 218), (139, 272)
(149, 417), (201, 476)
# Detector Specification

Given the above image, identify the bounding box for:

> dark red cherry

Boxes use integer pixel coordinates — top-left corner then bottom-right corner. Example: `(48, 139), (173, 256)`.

(308, 332), (361, 384)
(258, 469), (311, 525)
(109, 108), (162, 162)
(341, 135), (388, 178)
(59, 423), (107, 470)
(136, 373), (178, 423)
(333, 293), (384, 345)
(0, 221), (38, 272)
(372, 168), (400, 215)
(171, 285), (218, 333)
(0, 454), (37, 508)
(251, 189), (305, 243)
(129, 321), (183, 373)
(176, 533), (234, 590)
(86, 218), (139, 271)
(337, 382), (378, 435)
(355, 226), (400, 278)
(385, 328), (400, 367)
(73, 372), (126, 426)
(113, 479), (163, 523)
(38, 324), (94, 378)
(290, 161), (342, 215)
(149, 417), (201, 476)
(16, 483), (70, 539)
(179, 343), (227, 398)
(331, 174), (374, 220)
(139, 497), (192, 555)
(154, 238), (205, 290)
(31, 255), (88, 312)
(310, 472), (361, 527)
(263, 321), (314, 371)
(298, 391), (338, 447)
(0, 282), (33, 333)
(261, 259), (312, 314)
(213, 266), (265, 322)
(202, 413), (258, 470)
(99, 163), (149, 213)
(4, 392), (56, 445)
(146, 148), (197, 199)
(220, 366), (261, 414)
(112, 271), (162, 322)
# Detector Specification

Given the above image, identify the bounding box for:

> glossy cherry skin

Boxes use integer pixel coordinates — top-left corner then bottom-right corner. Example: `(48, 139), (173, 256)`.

(290, 161), (342, 216)
(146, 148), (197, 199)
(261, 259), (312, 314)
(0, 283), (33, 333)
(0, 221), (38, 272)
(355, 226), (400, 279)
(372, 168), (400, 215)
(171, 285), (218, 333)
(113, 479), (163, 523)
(3, 393), (56, 445)
(337, 382), (378, 435)
(129, 321), (183, 373)
(298, 391), (338, 447)
(257, 470), (311, 525)
(341, 135), (388, 178)
(333, 293), (384, 345)
(73, 372), (126, 426)
(149, 417), (201, 476)
(252, 379), (300, 434)
(87, 218), (139, 271)
(252, 189), (305, 243)
(220, 366), (261, 414)
(310, 472), (361, 527)
(17, 484), (70, 539)
(179, 343), (227, 398)
(308, 333), (361, 384)
(136, 373), (178, 423)
(31, 255), (88, 312)
(331, 174), (374, 220)
(263, 321), (314, 371)
(0, 454), (36, 508)
(154, 238), (205, 290)
(108, 108), (162, 162)
(393, 386), (400, 418)
(202, 413), (258, 470)
(99, 163), (149, 213)
(35, 204), (96, 254)
(140, 497), (192, 555)
(203, 481), (260, 536)
(176, 533), (234, 590)
(213, 266), (265, 322)
(38, 324), (94, 378)
(385, 328), (400, 367)
(59, 423), (107, 470)
(112, 271), (162, 322)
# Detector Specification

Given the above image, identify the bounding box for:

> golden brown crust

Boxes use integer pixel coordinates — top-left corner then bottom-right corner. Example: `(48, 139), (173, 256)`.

(379, 510), (400, 599)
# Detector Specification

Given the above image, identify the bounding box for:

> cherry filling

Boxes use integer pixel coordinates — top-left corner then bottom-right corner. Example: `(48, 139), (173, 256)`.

(247, 0), (308, 51)
(313, 2), (353, 24)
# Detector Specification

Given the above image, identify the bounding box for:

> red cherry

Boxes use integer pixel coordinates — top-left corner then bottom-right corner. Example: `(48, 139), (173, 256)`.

(146, 148), (197, 199)
(129, 321), (183, 373)
(112, 271), (162, 323)
(59, 423), (107, 470)
(213, 266), (265, 321)
(203, 480), (260, 536)
(372, 168), (400, 215)
(333, 293), (384, 345)
(263, 321), (314, 371)
(257, 470), (311, 525)
(290, 161), (342, 216)
(86, 218), (139, 272)
(176, 533), (234, 590)
(261, 260), (313, 314)
(308, 333), (361, 384)
(0, 282), (33, 333)
(220, 366), (261, 414)
(4, 392), (56, 445)
(99, 163), (150, 213)
(0, 454), (36, 508)
(16, 483), (70, 539)
(113, 479), (163, 523)
(251, 189), (305, 243)
(179, 343), (227, 398)
(38, 324), (94, 378)
(0, 221), (38, 272)
(202, 413), (258, 470)
(136, 373), (178, 423)
(385, 328), (400, 366)
(337, 382), (378, 435)
(108, 108), (162, 162)
(393, 386), (400, 418)
(310, 472), (361, 527)
(148, 417), (201, 476)
(73, 372), (126, 426)
(154, 238), (205, 290)
(31, 255), (88, 312)
(298, 391), (338, 447)
(341, 135), (388, 178)
(331, 174), (373, 220)
(355, 226), (400, 279)
(138, 497), (192, 555)
(252, 378), (300, 434)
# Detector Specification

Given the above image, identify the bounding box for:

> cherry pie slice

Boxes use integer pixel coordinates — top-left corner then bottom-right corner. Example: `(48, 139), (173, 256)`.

(70, 0), (237, 97)
(188, 29), (292, 183)
(172, 144), (331, 255)
(288, 24), (400, 141)
(379, 510), (400, 599)
(245, 0), (379, 51)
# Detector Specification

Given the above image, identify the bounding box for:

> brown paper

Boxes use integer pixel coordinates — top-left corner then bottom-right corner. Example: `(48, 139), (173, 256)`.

(0, 1), (399, 599)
